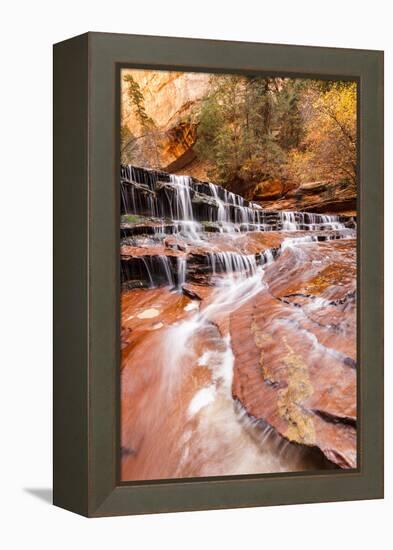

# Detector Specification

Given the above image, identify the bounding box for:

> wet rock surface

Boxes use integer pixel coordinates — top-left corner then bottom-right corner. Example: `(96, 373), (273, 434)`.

(120, 165), (357, 479)
(231, 239), (356, 468)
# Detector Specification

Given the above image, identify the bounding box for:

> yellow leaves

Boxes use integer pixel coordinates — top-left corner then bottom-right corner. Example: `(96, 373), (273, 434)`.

(311, 82), (356, 148)
(287, 82), (357, 185)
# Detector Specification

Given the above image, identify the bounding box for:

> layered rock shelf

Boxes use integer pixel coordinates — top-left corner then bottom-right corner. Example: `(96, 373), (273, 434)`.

(259, 179), (357, 216)
(120, 164), (357, 480)
(121, 165), (355, 227)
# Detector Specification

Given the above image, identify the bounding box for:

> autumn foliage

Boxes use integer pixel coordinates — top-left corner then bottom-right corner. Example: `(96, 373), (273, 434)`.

(287, 82), (357, 189)
(121, 72), (357, 197)
(195, 77), (357, 193)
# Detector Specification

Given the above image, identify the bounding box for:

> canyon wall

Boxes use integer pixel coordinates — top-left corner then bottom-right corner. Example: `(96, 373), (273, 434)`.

(121, 69), (210, 176)
(121, 70), (356, 215)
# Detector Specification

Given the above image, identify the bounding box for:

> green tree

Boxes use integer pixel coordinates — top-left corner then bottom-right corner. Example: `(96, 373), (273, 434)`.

(123, 74), (155, 129)
(276, 79), (305, 151)
(195, 75), (286, 192)
(121, 74), (161, 167)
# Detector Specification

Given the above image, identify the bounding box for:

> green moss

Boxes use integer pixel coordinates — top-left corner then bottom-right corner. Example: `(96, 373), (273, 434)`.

(121, 214), (145, 224)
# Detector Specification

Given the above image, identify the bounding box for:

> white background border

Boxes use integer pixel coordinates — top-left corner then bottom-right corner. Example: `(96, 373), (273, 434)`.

(1, 1), (390, 548)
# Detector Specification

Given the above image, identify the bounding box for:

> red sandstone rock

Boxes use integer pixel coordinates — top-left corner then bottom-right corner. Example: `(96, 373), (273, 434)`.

(231, 239), (357, 468)
(120, 226), (357, 473)
(257, 180), (356, 215)
(252, 179), (284, 201)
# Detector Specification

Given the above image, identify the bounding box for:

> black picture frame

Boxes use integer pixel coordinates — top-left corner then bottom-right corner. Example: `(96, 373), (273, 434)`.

(53, 32), (384, 517)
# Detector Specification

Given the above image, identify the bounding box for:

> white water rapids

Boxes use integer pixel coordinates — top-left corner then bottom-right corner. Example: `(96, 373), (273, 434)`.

(120, 168), (354, 479)
(122, 237), (348, 478)
(160, 259), (292, 477)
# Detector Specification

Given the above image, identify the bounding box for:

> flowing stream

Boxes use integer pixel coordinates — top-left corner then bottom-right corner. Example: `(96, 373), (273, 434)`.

(120, 166), (356, 480)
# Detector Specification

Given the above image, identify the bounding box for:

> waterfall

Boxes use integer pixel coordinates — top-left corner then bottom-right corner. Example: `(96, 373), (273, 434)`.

(122, 255), (177, 288)
(120, 165), (355, 289)
(208, 182), (228, 223)
(121, 165), (352, 233)
(140, 257), (154, 288)
(158, 255), (175, 287)
(170, 174), (194, 221)
(280, 211), (297, 231)
(176, 256), (187, 288)
(260, 248), (275, 266)
(121, 165), (357, 480)
(168, 175), (202, 240)
(279, 211), (347, 231)
(208, 252), (258, 279)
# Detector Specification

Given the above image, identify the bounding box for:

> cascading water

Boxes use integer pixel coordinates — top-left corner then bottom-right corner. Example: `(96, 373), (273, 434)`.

(279, 211), (347, 231)
(158, 255), (175, 288)
(208, 252), (258, 279)
(208, 182), (227, 223)
(176, 256), (187, 288)
(280, 211), (297, 230)
(169, 175), (202, 240)
(120, 165), (357, 480)
(120, 165), (355, 289)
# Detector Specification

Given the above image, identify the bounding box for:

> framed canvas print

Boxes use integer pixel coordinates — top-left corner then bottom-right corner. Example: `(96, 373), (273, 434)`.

(53, 32), (384, 517)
